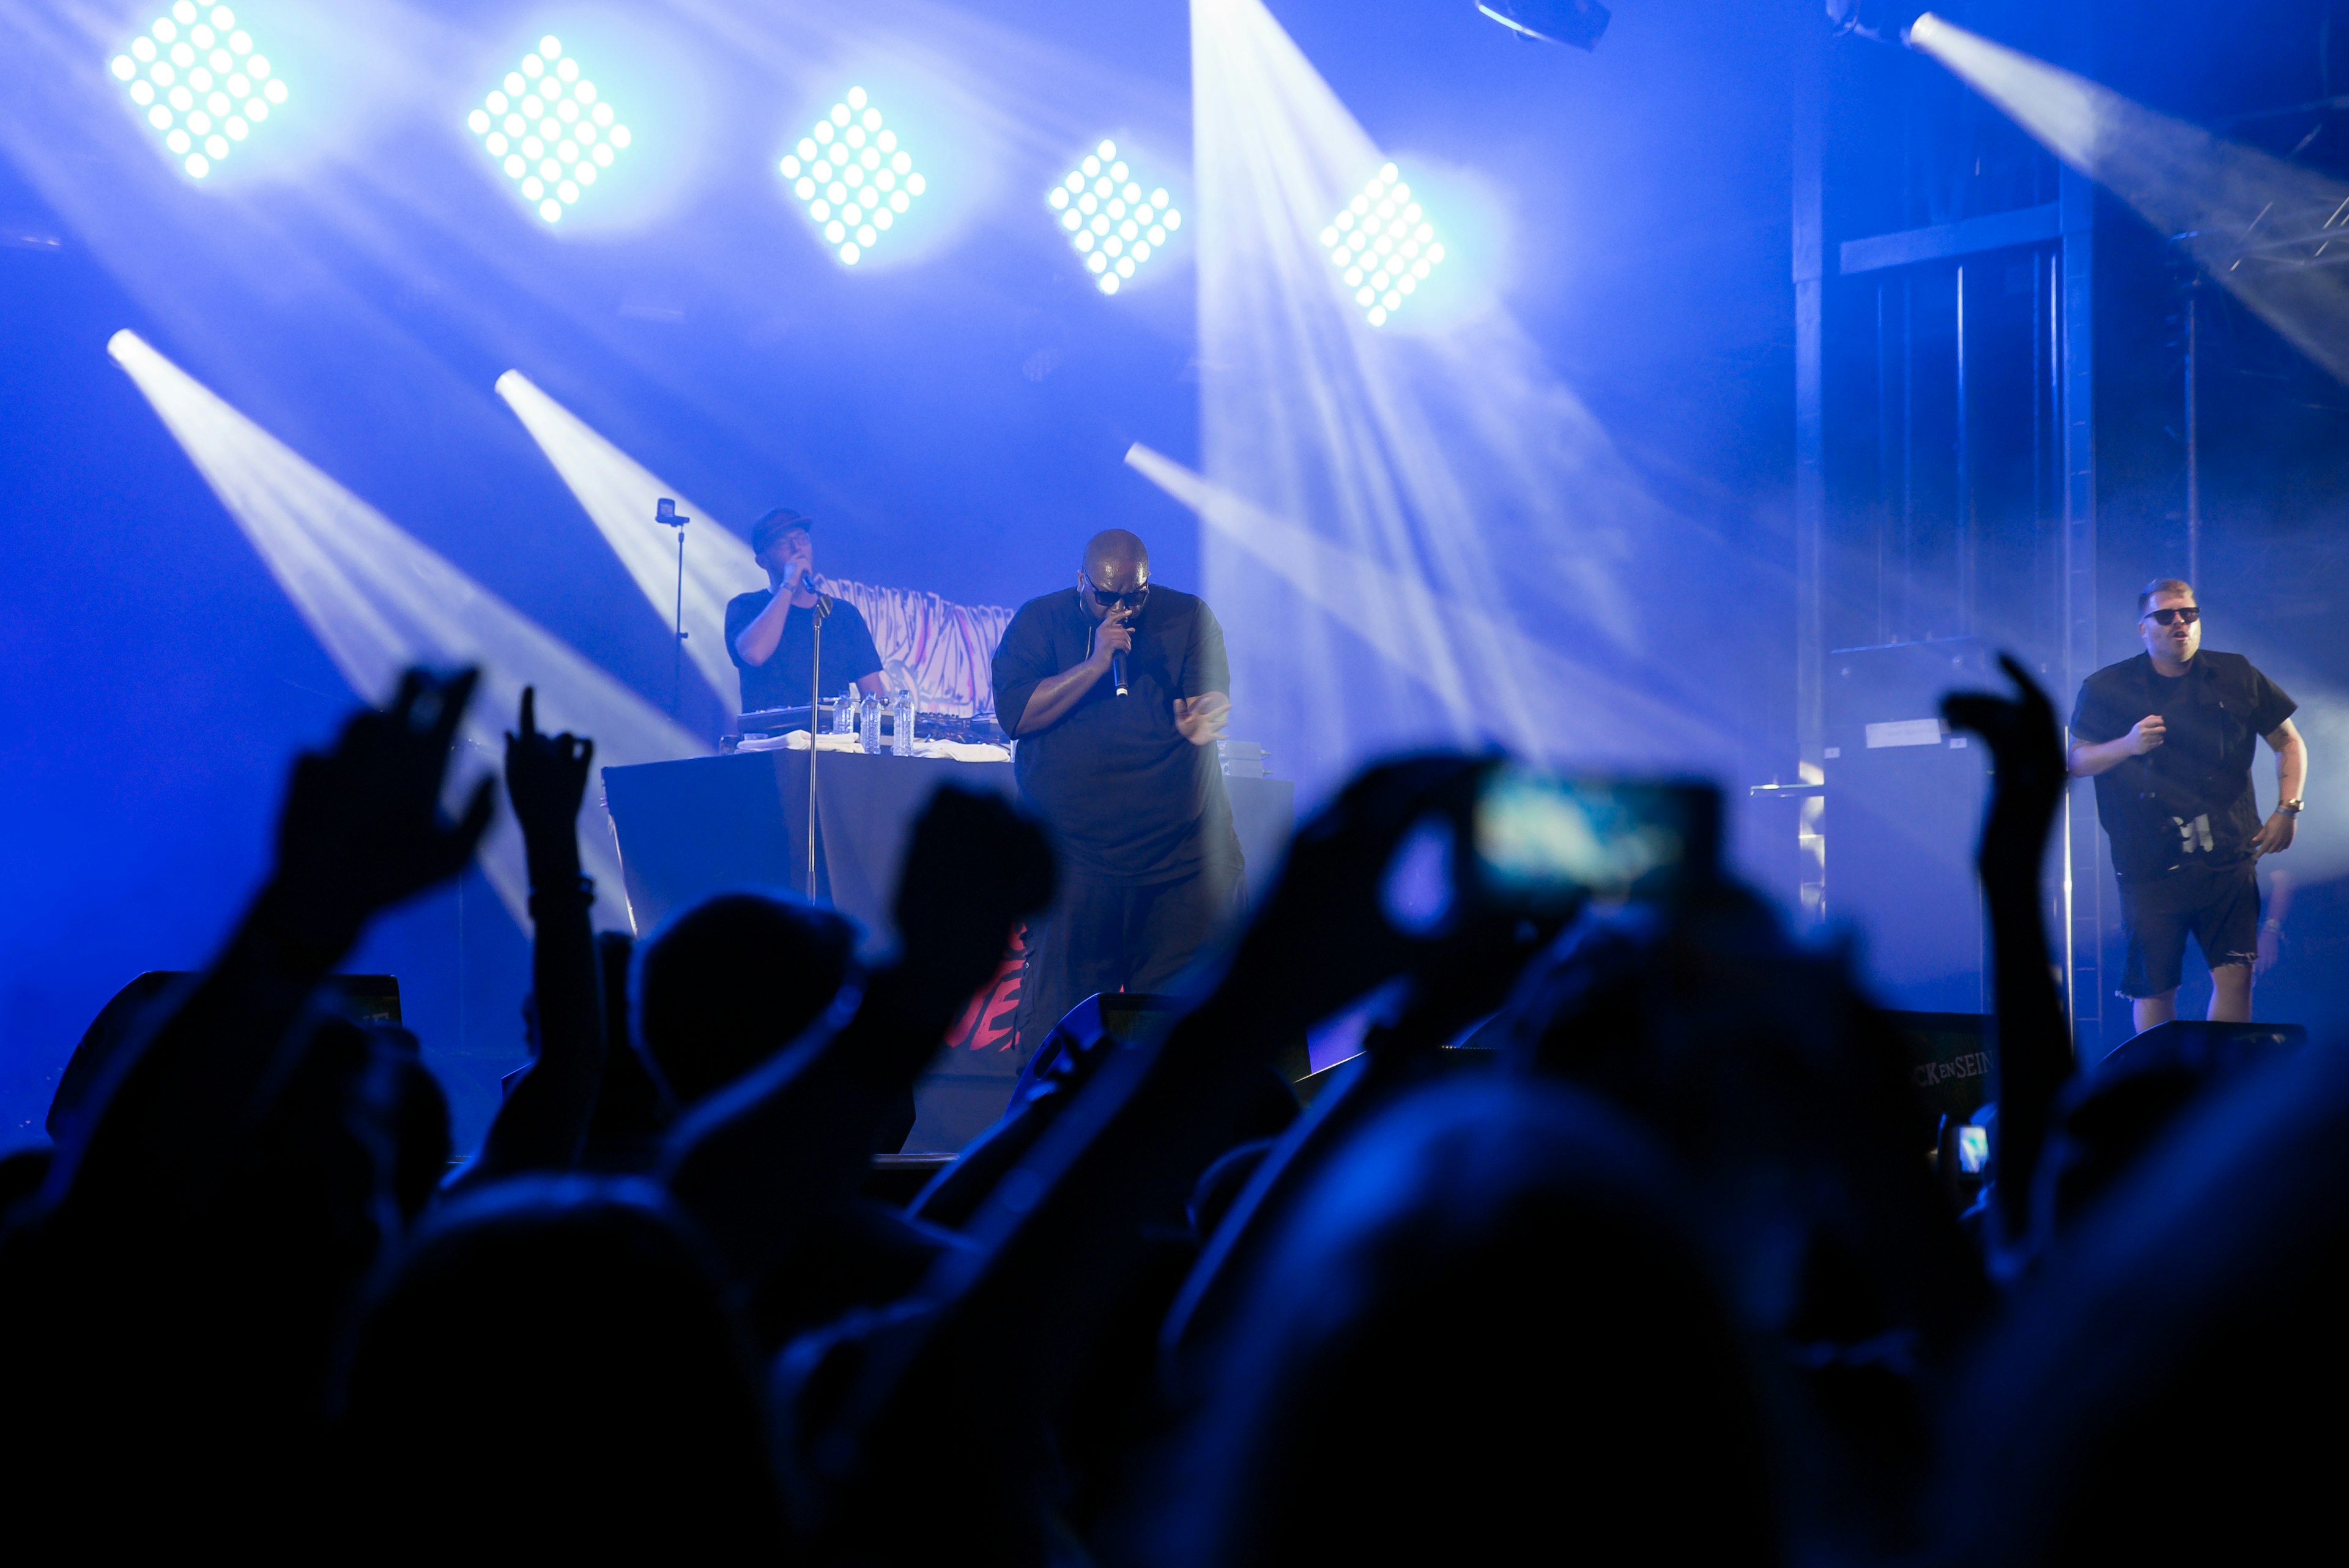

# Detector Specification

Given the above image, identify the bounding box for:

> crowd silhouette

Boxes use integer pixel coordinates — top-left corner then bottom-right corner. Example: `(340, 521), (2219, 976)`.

(0, 658), (2332, 1564)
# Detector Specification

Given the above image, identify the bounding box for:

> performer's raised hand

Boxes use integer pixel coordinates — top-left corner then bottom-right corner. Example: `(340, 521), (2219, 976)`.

(1174, 691), (1230, 746)
(2128, 713), (2167, 755)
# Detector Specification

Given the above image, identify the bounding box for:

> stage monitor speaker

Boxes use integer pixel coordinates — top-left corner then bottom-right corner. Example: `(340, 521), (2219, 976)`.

(47, 971), (402, 1140)
(1825, 637), (1998, 1013)
(2099, 1018), (2310, 1080)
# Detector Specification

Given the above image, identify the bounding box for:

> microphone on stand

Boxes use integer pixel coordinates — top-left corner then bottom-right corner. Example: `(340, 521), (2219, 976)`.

(654, 497), (689, 718)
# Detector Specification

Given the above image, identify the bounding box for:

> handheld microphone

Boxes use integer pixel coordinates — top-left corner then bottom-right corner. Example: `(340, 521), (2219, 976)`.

(1113, 650), (1128, 698)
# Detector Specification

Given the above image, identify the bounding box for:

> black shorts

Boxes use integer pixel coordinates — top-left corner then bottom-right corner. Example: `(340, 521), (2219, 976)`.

(2117, 861), (2260, 998)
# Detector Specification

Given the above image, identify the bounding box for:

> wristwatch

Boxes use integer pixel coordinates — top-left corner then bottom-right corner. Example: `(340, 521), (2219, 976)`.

(2279, 798), (2306, 816)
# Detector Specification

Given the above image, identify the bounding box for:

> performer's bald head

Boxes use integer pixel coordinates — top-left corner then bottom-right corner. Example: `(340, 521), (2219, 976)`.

(1075, 531), (1151, 620)
(1082, 529), (1150, 596)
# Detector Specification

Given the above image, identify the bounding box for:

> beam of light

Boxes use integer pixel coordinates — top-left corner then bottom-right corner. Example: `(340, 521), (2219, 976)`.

(1126, 444), (1720, 767)
(1912, 12), (2349, 388)
(109, 331), (707, 933)
(777, 85), (928, 267)
(1189, 0), (1751, 797)
(111, 1), (288, 182)
(467, 34), (631, 228)
(495, 370), (763, 709)
(1048, 138), (1181, 296)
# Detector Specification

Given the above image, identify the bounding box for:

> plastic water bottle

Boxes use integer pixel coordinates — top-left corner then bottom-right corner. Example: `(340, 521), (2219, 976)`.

(859, 689), (882, 754)
(891, 689), (916, 756)
(833, 686), (858, 736)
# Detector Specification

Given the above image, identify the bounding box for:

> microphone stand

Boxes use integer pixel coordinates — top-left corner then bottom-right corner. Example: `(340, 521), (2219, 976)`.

(655, 498), (689, 718)
(805, 574), (833, 902)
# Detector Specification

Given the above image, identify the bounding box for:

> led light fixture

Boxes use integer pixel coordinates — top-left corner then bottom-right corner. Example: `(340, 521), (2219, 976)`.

(467, 35), (630, 226)
(1476, 0), (1612, 50)
(109, 2), (285, 181)
(1048, 140), (1181, 296)
(779, 87), (926, 266)
(1319, 163), (1445, 327)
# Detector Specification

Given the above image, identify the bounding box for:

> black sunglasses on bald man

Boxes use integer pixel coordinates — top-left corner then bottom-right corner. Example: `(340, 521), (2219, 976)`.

(1084, 575), (1149, 610)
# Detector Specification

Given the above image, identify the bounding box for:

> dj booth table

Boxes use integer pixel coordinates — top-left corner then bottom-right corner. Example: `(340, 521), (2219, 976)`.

(601, 751), (1296, 1150)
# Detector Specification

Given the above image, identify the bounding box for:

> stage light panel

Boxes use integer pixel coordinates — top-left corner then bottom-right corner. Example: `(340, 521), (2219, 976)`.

(109, 3), (285, 181)
(467, 35), (631, 225)
(1319, 163), (1445, 327)
(1047, 139), (1182, 295)
(777, 87), (927, 267)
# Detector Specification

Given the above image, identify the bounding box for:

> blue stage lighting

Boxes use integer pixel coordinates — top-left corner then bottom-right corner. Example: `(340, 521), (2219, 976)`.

(1319, 163), (1446, 327)
(468, 35), (631, 226)
(777, 87), (927, 267)
(1047, 139), (1181, 296)
(109, 3), (285, 181)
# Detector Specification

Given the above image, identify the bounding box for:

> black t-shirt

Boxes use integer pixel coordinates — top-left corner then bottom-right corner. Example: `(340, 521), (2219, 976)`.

(992, 586), (1242, 884)
(2071, 650), (2296, 880)
(724, 589), (885, 713)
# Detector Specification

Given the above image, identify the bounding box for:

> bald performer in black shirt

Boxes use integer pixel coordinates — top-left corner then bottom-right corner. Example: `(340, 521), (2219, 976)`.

(990, 529), (1245, 1050)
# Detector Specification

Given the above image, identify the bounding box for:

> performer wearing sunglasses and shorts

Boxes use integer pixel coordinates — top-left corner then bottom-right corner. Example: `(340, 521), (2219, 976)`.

(990, 528), (1243, 1055)
(2069, 578), (2308, 1033)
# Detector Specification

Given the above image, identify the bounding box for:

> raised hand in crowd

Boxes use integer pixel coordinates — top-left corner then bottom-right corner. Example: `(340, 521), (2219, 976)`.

(1163, 760), (1574, 1381)
(794, 754), (1502, 1562)
(1943, 653), (2074, 1245)
(453, 686), (604, 1189)
(1, 666), (492, 1553)
(43, 666), (491, 1222)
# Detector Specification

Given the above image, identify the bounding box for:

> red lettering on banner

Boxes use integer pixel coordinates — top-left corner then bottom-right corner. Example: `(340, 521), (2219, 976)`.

(974, 979), (1022, 1052)
(943, 923), (1028, 1053)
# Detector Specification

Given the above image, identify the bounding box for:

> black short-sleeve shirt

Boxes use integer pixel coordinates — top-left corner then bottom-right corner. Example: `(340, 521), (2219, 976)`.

(2071, 650), (2296, 879)
(992, 585), (1242, 884)
(724, 589), (884, 713)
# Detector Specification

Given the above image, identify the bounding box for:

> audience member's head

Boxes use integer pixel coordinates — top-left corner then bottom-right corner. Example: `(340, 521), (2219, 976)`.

(1500, 891), (1981, 1352)
(633, 891), (856, 1107)
(333, 1176), (785, 1556)
(32, 658), (2336, 1568)
(1940, 1044), (2349, 1566)
(1160, 1077), (1783, 1567)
